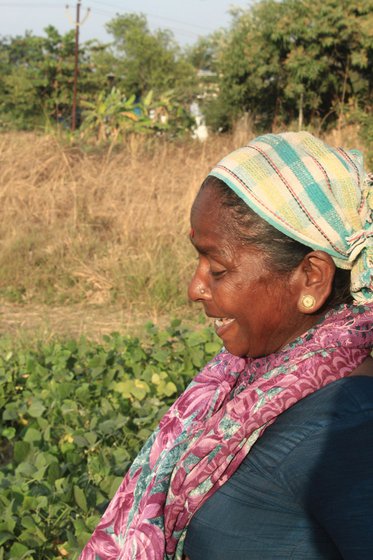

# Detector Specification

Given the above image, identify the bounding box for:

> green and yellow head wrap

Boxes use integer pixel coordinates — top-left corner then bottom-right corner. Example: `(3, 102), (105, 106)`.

(210, 131), (372, 304)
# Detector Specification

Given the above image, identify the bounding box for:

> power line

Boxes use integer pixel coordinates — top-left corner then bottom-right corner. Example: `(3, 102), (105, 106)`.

(0, 2), (62, 6)
(88, 0), (215, 32)
(92, 7), (205, 39)
(0, 0), (218, 41)
(0, 1), (215, 32)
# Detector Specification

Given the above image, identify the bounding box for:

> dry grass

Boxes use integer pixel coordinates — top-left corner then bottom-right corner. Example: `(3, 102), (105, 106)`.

(0, 123), (370, 324)
(0, 125), (253, 316)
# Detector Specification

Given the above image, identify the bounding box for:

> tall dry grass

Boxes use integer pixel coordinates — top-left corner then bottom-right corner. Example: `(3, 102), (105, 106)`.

(0, 124), (254, 315)
(0, 123), (369, 318)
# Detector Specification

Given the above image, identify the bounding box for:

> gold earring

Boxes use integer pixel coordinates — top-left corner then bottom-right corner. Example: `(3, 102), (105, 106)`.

(301, 294), (316, 309)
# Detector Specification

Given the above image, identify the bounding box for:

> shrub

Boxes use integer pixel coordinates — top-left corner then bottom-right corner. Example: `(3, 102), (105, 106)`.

(0, 321), (220, 559)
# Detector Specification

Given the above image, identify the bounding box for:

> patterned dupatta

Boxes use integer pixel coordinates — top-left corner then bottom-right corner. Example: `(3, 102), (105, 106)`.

(80, 304), (373, 560)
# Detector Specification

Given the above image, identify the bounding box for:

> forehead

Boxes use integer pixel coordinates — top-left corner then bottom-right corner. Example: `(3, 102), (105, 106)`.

(191, 185), (228, 223)
(191, 186), (237, 253)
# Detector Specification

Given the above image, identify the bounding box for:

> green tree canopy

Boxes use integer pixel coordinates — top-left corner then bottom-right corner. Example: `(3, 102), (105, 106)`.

(105, 13), (196, 99)
(0, 26), (98, 128)
(207, 0), (373, 130)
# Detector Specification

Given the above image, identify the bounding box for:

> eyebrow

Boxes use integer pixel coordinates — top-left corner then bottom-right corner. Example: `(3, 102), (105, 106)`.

(190, 237), (231, 259)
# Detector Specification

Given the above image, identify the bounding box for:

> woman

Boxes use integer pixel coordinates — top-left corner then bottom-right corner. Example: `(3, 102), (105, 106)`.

(80, 132), (373, 559)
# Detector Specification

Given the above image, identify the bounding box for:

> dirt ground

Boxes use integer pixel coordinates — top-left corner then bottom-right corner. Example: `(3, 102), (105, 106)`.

(0, 302), (170, 342)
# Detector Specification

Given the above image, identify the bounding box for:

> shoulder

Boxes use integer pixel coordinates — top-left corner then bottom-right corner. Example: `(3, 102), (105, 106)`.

(267, 377), (373, 493)
(281, 378), (373, 550)
(283, 376), (373, 426)
(261, 376), (373, 439)
(247, 377), (373, 482)
(281, 376), (373, 453)
(239, 377), (373, 553)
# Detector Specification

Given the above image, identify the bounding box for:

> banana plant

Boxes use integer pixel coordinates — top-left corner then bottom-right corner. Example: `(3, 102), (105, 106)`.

(80, 88), (138, 141)
(80, 87), (193, 142)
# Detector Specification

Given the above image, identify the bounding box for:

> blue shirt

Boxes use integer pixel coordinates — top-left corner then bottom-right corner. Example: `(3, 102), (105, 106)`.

(184, 377), (373, 559)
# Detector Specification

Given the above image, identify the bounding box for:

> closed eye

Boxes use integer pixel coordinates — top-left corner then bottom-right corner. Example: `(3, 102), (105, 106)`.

(210, 269), (226, 278)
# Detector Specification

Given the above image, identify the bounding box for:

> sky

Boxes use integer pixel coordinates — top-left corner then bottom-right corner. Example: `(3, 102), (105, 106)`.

(0, 0), (253, 47)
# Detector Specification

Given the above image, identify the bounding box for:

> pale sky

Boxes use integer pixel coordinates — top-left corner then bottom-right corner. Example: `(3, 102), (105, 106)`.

(0, 0), (253, 46)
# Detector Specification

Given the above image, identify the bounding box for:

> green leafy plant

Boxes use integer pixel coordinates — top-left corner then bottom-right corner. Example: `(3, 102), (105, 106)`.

(0, 321), (220, 558)
(80, 87), (194, 142)
(80, 88), (143, 142)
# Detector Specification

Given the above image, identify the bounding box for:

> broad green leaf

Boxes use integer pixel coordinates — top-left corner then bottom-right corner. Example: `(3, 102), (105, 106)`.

(152, 349), (169, 362)
(2, 427), (16, 440)
(9, 542), (30, 557)
(109, 476), (123, 498)
(23, 428), (42, 443)
(205, 341), (221, 354)
(0, 532), (13, 546)
(163, 381), (177, 397)
(20, 516), (47, 543)
(28, 400), (46, 418)
(0, 516), (16, 534)
(151, 373), (160, 385)
(13, 441), (31, 463)
(74, 485), (88, 513)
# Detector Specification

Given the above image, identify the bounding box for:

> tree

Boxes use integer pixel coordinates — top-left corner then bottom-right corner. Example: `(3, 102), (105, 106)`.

(207, 0), (373, 131)
(105, 13), (196, 100)
(0, 26), (99, 128)
(0, 32), (47, 127)
(185, 31), (225, 74)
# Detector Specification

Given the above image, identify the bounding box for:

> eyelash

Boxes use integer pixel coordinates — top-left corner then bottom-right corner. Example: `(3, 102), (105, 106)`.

(194, 254), (226, 278)
(210, 269), (226, 278)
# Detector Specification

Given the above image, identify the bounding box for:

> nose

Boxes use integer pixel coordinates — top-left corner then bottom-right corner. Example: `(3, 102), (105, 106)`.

(188, 266), (210, 302)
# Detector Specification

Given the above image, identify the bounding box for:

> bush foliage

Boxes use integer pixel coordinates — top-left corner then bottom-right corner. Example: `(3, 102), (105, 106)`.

(0, 321), (221, 559)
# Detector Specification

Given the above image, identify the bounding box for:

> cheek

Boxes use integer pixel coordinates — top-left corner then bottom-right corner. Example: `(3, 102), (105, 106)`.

(260, 284), (295, 328)
(239, 281), (285, 323)
(213, 278), (238, 302)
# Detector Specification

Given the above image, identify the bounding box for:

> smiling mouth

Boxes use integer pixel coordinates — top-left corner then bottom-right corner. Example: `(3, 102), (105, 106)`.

(214, 317), (235, 336)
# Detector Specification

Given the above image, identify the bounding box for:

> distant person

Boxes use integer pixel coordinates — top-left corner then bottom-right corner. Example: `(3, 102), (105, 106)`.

(80, 131), (373, 559)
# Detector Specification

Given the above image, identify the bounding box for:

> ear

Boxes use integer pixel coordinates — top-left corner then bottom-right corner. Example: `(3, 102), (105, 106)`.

(295, 251), (336, 314)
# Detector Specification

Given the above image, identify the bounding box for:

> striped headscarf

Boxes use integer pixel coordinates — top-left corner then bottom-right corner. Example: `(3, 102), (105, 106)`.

(209, 131), (372, 303)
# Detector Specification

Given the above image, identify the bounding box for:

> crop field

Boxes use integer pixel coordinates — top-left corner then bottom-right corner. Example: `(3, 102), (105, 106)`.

(0, 322), (221, 558)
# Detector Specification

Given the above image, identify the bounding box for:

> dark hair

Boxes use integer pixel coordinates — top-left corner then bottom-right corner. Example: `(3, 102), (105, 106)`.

(200, 175), (352, 309)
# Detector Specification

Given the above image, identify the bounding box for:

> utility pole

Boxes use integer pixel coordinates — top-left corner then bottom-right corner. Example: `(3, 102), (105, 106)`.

(66, 1), (90, 131)
(71, 0), (81, 132)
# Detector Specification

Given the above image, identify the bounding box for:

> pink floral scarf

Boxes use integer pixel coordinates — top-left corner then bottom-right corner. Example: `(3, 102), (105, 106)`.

(80, 304), (373, 560)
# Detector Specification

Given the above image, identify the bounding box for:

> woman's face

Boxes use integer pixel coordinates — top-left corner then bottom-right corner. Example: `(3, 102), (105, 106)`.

(188, 186), (314, 358)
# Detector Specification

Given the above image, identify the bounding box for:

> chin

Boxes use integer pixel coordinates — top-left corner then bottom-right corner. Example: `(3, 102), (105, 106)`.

(225, 343), (268, 359)
(224, 343), (250, 358)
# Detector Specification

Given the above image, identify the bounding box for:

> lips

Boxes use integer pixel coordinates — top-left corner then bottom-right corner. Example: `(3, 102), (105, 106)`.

(214, 317), (235, 337)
